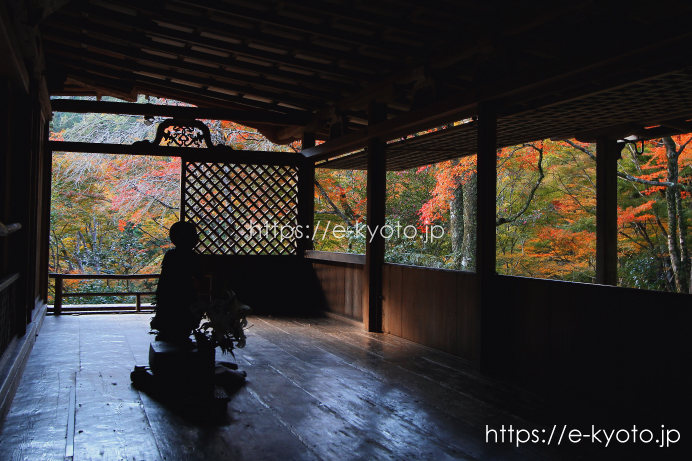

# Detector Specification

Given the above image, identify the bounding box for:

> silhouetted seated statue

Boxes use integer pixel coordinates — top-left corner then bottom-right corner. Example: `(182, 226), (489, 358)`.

(132, 221), (251, 412)
(150, 221), (204, 344)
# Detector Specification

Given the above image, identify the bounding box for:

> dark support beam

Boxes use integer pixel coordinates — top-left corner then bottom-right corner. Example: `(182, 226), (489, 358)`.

(39, 121), (51, 301)
(25, 82), (42, 326)
(0, 3), (29, 93)
(30, 0), (73, 23)
(363, 102), (387, 333)
(596, 138), (620, 286)
(9, 87), (32, 335)
(303, 31), (692, 162)
(477, 103), (504, 375)
(4, 0), (51, 117)
(50, 100), (309, 127)
(48, 141), (304, 165)
(302, 99), (478, 161)
(297, 131), (316, 256)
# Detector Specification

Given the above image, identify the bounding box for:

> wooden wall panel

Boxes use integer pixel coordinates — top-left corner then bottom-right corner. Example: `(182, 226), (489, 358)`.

(456, 272), (479, 362)
(499, 275), (692, 421)
(327, 264), (345, 316)
(400, 266), (426, 345)
(343, 263), (354, 318)
(383, 264), (479, 362)
(313, 258), (692, 420)
(197, 256), (315, 315)
(312, 260), (364, 322)
(349, 264), (364, 321)
(382, 264), (402, 337)
(426, 269), (458, 354)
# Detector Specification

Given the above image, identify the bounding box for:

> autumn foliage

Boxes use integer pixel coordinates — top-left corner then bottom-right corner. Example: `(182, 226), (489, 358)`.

(318, 134), (692, 292)
(49, 96), (297, 303)
(50, 96), (692, 296)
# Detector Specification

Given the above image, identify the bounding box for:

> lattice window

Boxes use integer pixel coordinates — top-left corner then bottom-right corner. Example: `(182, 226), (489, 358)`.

(182, 162), (299, 255)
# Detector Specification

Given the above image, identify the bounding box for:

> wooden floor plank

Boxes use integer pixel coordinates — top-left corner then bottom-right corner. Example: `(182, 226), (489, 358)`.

(0, 313), (653, 461)
(246, 317), (540, 460)
(0, 317), (79, 461)
(238, 330), (475, 460)
(288, 319), (547, 422)
(74, 368), (160, 461)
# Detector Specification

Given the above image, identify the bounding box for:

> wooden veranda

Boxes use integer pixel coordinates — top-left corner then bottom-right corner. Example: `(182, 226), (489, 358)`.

(2, 0), (692, 459)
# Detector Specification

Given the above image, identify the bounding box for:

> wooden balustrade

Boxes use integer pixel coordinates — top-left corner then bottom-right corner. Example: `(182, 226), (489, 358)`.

(48, 273), (160, 314)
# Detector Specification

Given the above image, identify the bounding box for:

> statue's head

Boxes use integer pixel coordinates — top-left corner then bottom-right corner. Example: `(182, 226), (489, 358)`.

(169, 221), (199, 250)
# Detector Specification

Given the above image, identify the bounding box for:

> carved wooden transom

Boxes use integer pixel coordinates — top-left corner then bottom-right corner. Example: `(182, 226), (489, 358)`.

(137, 118), (216, 148)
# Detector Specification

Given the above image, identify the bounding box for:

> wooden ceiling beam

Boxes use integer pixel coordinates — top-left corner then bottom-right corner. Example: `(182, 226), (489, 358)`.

(51, 57), (298, 114)
(389, 0), (494, 18)
(48, 140), (304, 164)
(305, 26), (692, 161)
(45, 44), (338, 104)
(47, 47), (331, 110)
(49, 8), (377, 83)
(2, 0), (51, 115)
(303, 98), (479, 161)
(303, 1), (590, 124)
(63, 73), (136, 102)
(279, 0), (451, 39)
(0, 2), (29, 92)
(50, 99), (309, 125)
(629, 123), (692, 142)
(133, 81), (294, 118)
(554, 115), (692, 143)
(133, 73), (305, 114)
(41, 24), (356, 96)
(29, 0), (72, 23)
(120, 1), (397, 72)
(170, 0), (413, 54)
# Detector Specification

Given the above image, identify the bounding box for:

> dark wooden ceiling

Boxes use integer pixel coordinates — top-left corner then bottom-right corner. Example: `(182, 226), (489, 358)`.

(323, 70), (692, 170)
(40, 0), (692, 158)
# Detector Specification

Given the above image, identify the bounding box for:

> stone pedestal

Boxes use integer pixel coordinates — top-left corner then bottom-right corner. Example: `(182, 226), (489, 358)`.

(148, 341), (215, 399)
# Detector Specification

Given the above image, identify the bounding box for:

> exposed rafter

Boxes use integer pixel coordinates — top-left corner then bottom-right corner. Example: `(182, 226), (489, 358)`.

(50, 99), (309, 126)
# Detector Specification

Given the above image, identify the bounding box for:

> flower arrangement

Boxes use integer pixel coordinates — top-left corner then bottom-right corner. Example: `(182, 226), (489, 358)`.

(192, 290), (251, 355)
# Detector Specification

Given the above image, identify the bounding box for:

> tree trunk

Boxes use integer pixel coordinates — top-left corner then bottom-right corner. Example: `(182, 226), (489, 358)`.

(450, 181), (464, 270)
(461, 171), (478, 271)
(675, 190), (689, 282)
(663, 136), (688, 292)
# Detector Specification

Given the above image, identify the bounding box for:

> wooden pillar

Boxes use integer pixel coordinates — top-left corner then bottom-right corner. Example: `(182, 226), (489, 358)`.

(363, 102), (387, 332)
(26, 86), (43, 323)
(297, 131), (316, 256)
(9, 87), (31, 335)
(477, 103), (506, 375)
(0, 78), (10, 277)
(179, 159), (187, 222)
(39, 122), (51, 301)
(54, 275), (63, 315)
(596, 137), (620, 285)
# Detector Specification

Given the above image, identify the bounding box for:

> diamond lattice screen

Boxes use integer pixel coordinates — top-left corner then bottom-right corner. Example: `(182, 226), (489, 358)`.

(183, 162), (299, 255)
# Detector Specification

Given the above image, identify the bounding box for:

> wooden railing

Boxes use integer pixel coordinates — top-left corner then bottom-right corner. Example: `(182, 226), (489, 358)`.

(49, 273), (159, 314)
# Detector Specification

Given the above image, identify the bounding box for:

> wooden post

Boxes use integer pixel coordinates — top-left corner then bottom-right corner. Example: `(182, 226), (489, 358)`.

(54, 275), (63, 315)
(0, 79), (10, 278)
(40, 123), (51, 302)
(476, 103), (505, 375)
(10, 87), (32, 335)
(179, 159), (187, 222)
(363, 102), (387, 333)
(596, 137), (620, 286)
(136, 293), (141, 312)
(297, 131), (316, 256)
